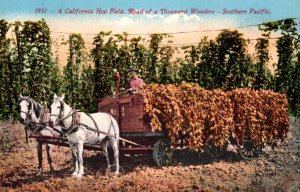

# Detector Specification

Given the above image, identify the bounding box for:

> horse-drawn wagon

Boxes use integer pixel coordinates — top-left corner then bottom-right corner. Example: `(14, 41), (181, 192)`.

(21, 91), (173, 177)
(19, 79), (289, 176)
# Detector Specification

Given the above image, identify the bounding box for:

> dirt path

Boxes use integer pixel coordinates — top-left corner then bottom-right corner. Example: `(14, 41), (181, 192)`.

(0, 119), (299, 192)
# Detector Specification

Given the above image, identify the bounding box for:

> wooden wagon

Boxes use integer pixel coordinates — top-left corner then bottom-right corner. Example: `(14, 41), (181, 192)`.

(98, 93), (172, 167)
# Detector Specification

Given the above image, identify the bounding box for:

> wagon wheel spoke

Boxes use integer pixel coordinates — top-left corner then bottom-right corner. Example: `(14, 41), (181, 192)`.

(238, 140), (261, 160)
(153, 139), (173, 167)
(157, 156), (163, 164)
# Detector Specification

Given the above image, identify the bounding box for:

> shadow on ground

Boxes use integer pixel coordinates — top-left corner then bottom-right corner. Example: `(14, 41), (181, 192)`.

(82, 148), (244, 175)
(1, 145), (244, 188)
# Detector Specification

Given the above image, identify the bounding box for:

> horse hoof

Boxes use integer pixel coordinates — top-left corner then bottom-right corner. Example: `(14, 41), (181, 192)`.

(72, 172), (78, 177)
(76, 173), (83, 178)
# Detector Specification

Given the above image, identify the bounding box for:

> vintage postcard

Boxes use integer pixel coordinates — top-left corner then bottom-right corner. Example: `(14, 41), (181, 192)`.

(0, 0), (299, 191)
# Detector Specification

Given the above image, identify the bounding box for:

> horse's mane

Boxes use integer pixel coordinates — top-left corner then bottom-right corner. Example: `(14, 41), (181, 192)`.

(31, 99), (43, 119)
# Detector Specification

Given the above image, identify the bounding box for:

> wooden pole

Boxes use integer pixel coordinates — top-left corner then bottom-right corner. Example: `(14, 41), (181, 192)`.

(114, 71), (120, 95)
(114, 71), (121, 129)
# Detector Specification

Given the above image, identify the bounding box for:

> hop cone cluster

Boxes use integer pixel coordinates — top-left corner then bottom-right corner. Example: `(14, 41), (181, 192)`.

(143, 83), (289, 150)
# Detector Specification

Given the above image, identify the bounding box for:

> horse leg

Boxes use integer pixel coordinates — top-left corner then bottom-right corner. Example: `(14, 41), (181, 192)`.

(46, 144), (54, 173)
(101, 139), (111, 173)
(110, 138), (119, 175)
(77, 141), (84, 177)
(36, 141), (43, 175)
(72, 152), (76, 168)
(69, 143), (79, 176)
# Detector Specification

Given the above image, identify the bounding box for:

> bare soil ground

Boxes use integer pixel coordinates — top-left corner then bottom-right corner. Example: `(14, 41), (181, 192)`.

(0, 118), (299, 192)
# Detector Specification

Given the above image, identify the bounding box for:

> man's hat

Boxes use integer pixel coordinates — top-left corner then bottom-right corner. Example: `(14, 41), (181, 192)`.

(130, 66), (138, 72)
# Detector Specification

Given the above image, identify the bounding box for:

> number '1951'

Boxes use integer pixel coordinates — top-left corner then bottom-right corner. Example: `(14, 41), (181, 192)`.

(35, 8), (47, 14)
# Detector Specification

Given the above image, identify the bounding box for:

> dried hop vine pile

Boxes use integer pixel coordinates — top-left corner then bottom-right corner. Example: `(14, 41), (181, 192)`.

(143, 83), (234, 151)
(143, 83), (289, 151)
(228, 89), (289, 146)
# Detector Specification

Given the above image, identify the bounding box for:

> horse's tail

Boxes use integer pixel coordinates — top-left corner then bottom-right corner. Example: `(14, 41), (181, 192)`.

(109, 115), (119, 148)
(108, 113), (120, 139)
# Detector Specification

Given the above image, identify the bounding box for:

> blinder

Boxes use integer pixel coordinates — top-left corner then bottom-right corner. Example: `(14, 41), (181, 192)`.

(50, 101), (65, 126)
(18, 96), (32, 124)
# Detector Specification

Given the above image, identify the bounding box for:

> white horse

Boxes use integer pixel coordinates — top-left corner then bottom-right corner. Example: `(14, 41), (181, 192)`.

(49, 94), (120, 177)
(18, 95), (62, 174)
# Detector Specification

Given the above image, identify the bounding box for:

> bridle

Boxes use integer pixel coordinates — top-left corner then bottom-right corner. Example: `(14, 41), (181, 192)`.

(18, 97), (32, 125)
(50, 101), (74, 128)
(50, 100), (64, 119)
(19, 97), (50, 140)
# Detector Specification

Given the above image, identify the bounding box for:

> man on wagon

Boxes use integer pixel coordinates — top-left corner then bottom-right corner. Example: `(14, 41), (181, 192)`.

(126, 66), (144, 94)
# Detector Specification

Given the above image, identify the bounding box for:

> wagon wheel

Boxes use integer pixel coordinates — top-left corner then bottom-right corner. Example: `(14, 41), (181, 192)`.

(153, 139), (173, 167)
(238, 140), (262, 160)
(204, 141), (225, 157)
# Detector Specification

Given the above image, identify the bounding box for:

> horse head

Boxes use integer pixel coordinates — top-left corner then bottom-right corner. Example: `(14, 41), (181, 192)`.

(49, 93), (66, 127)
(18, 95), (47, 125)
(18, 94), (32, 124)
